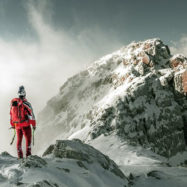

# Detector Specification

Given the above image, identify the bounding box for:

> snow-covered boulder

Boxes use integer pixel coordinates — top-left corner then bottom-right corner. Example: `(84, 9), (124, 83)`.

(43, 139), (126, 180)
(37, 38), (187, 158)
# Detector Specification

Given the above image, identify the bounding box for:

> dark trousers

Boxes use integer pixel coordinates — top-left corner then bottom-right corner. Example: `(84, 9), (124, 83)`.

(16, 126), (32, 158)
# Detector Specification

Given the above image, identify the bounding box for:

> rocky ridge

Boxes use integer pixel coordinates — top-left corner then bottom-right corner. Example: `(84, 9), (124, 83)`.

(38, 38), (187, 157)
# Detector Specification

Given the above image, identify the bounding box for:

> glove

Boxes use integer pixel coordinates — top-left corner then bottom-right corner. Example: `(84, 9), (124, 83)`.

(33, 126), (36, 130)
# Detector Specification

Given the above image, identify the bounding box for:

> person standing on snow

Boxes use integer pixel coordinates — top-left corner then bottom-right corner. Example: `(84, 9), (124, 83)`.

(10, 86), (36, 159)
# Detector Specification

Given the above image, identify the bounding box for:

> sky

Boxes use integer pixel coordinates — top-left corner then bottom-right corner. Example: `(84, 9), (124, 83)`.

(0, 0), (187, 154)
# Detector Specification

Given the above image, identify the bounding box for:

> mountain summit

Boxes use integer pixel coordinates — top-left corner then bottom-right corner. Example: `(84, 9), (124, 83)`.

(38, 38), (187, 158)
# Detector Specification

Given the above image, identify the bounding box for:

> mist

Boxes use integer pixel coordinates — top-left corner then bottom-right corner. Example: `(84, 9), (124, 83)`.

(170, 35), (187, 56)
(0, 1), (123, 155)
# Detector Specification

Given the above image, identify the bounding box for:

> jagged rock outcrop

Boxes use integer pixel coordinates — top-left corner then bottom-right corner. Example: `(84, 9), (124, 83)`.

(27, 180), (59, 187)
(38, 38), (187, 157)
(43, 139), (126, 180)
(20, 155), (47, 168)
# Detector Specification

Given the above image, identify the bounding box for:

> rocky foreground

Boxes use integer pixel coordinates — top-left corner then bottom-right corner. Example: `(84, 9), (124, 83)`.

(1, 137), (187, 187)
(0, 139), (129, 187)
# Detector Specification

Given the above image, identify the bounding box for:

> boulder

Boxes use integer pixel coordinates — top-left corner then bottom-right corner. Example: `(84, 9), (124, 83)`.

(20, 155), (47, 168)
(43, 139), (126, 179)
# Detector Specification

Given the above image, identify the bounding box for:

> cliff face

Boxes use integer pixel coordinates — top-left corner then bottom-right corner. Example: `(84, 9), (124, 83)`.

(38, 38), (187, 157)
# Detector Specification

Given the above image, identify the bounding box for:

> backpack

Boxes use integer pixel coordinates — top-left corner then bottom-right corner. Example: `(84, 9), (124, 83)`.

(10, 98), (28, 123)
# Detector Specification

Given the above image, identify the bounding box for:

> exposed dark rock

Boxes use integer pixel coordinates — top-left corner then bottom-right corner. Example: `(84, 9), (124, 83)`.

(56, 167), (70, 173)
(77, 161), (88, 170)
(0, 151), (14, 157)
(27, 180), (59, 187)
(20, 155), (47, 168)
(147, 170), (162, 180)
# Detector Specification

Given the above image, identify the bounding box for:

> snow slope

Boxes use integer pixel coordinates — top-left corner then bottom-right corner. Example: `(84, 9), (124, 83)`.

(88, 134), (187, 187)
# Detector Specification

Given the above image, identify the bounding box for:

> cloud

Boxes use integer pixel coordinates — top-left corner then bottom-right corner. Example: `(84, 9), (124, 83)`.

(170, 35), (187, 56)
(0, 0), (123, 155)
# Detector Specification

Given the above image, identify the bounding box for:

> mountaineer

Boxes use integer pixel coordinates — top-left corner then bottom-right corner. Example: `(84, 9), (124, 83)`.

(10, 86), (36, 158)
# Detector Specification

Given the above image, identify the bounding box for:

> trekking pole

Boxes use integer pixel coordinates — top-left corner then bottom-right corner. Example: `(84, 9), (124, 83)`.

(10, 128), (16, 145)
(32, 128), (35, 146)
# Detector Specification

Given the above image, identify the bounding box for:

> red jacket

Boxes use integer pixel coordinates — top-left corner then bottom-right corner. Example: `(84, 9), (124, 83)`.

(10, 98), (36, 129)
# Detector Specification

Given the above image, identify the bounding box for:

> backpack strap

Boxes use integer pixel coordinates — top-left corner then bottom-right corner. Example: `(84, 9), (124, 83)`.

(23, 101), (36, 120)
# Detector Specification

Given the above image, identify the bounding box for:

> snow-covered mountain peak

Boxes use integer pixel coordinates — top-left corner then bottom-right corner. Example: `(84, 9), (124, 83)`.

(88, 38), (170, 76)
(37, 38), (187, 158)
